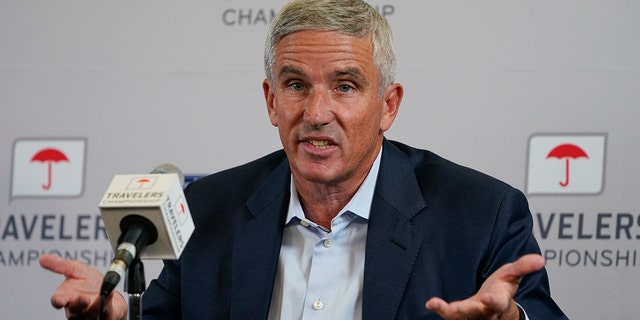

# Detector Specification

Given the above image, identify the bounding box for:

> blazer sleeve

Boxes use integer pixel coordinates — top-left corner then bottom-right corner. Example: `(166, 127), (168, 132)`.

(141, 260), (183, 319)
(486, 188), (567, 319)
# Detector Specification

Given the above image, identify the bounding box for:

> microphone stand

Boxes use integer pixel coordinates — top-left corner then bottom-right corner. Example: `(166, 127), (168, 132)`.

(125, 258), (145, 320)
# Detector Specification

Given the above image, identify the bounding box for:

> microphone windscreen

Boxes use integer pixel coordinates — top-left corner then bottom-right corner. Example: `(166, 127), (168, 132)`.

(150, 163), (185, 187)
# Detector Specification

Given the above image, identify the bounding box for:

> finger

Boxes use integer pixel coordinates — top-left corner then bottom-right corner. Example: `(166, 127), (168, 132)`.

(40, 253), (103, 281)
(425, 297), (446, 312)
(479, 294), (521, 320)
(507, 254), (545, 280)
(473, 254), (544, 314)
(478, 292), (510, 313)
(63, 294), (95, 318)
(50, 280), (95, 309)
(426, 298), (459, 319)
(426, 297), (481, 320)
(50, 292), (69, 309)
(65, 291), (127, 320)
(39, 253), (72, 275)
(514, 254), (545, 274)
(39, 254), (89, 278)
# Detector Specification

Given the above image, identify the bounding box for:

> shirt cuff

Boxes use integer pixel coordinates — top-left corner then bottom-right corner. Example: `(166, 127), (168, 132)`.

(515, 303), (529, 320)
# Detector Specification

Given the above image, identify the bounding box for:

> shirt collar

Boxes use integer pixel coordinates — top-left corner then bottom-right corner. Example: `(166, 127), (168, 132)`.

(286, 146), (383, 225)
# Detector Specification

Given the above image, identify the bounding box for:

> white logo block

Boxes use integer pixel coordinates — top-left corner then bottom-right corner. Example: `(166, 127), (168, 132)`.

(11, 138), (86, 199)
(526, 134), (606, 195)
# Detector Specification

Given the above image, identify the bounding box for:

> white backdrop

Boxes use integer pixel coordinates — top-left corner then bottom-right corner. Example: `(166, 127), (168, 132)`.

(1, 1), (639, 318)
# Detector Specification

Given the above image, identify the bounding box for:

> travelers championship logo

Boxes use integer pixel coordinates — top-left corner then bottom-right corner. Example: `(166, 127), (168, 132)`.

(126, 175), (189, 225)
(176, 195), (189, 225)
(526, 133), (607, 195)
(127, 176), (159, 190)
(11, 138), (87, 199)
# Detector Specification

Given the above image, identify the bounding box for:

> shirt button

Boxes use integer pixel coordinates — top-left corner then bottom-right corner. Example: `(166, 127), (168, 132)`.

(300, 220), (309, 227)
(312, 300), (324, 310)
(323, 239), (333, 248)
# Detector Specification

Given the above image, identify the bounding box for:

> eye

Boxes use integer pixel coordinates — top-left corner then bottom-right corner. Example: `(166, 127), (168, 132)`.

(337, 84), (353, 93)
(288, 82), (304, 91)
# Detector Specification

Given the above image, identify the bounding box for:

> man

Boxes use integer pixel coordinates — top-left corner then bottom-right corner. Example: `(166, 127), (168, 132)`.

(39, 0), (567, 319)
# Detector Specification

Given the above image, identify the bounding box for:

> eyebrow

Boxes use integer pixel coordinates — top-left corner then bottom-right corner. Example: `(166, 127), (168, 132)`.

(334, 68), (367, 83)
(277, 65), (305, 79)
(277, 65), (370, 87)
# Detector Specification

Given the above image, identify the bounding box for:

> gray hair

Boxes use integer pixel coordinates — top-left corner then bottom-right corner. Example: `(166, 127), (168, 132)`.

(264, 0), (396, 96)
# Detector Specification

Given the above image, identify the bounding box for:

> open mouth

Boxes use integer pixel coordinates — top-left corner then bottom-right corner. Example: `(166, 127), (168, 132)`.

(307, 140), (332, 148)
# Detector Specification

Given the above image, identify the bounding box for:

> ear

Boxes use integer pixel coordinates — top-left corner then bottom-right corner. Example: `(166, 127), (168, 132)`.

(263, 79), (279, 127)
(380, 83), (403, 132)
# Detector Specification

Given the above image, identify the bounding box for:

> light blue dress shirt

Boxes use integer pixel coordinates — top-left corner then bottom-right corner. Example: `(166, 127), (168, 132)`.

(267, 147), (530, 320)
(268, 149), (382, 320)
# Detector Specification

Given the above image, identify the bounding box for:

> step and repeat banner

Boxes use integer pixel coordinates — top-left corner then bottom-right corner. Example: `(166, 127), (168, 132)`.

(1, 1), (638, 318)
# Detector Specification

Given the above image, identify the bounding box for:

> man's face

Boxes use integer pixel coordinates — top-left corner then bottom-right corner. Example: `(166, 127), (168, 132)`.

(263, 30), (402, 188)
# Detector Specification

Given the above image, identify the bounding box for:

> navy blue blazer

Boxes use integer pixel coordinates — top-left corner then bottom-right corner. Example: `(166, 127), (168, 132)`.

(142, 140), (567, 319)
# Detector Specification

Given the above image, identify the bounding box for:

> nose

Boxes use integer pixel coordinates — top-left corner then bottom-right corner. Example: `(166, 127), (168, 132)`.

(303, 89), (334, 128)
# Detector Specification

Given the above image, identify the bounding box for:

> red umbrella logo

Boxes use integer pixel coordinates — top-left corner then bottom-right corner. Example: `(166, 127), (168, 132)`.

(137, 178), (151, 188)
(546, 143), (589, 187)
(30, 148), (70, 190)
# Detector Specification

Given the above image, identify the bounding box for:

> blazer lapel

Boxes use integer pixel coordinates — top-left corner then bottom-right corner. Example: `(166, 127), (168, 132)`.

(230, 159), (290, 319)
(363, 140), (427, 319)
(227, 142), (428, 319)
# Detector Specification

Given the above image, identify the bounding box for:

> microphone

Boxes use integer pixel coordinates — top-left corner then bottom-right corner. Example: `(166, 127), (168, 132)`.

(98, 164), (195, 296)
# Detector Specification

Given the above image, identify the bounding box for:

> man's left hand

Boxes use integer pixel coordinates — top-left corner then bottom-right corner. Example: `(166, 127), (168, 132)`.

(425, 254), (544, 320)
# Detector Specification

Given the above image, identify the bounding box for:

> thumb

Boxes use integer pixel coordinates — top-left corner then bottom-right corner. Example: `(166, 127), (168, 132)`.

(509, 254), (545, 279)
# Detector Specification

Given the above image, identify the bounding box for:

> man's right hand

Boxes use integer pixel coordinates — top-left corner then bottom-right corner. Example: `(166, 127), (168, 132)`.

(39, 254), (128, 320)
